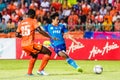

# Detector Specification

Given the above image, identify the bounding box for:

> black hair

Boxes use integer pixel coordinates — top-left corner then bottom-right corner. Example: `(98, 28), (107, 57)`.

(27, 9), (36, 18)
(50, 12), (59, 20)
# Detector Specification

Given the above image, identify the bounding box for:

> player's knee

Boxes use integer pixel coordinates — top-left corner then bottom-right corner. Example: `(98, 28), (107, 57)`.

(58, 51), (69, 59)
(30, 53), (38, 58)
(47, 49), (52, 56)
(43, 49), (52, 56)
(41, 46), (52, 56)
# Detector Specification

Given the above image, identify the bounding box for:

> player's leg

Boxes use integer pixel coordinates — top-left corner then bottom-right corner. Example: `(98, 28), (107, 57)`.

(27, 53), (38, 75)
(22, 45), (39, 75)
(36, 45), (52, 75)
(58, 51), (82, 72)
(56, 44), (83, 72)
(66, 57), (83, 72)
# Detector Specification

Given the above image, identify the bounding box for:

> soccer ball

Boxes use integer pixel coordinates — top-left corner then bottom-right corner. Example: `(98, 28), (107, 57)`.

(93, 65), (103, 74)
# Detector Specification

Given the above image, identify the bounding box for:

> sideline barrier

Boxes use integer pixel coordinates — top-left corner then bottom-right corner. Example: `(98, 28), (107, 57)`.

(1, 31), (120, 39)
(0, 38), (16, 59)
(16, 38), (120, 60)
(0, 33), (120, 60)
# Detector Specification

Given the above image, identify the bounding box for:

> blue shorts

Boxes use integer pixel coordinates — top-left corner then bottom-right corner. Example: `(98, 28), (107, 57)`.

(53, 44), (66, 54)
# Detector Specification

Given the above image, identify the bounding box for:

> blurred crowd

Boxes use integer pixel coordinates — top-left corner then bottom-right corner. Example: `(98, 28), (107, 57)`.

(0, 0), (120, 34)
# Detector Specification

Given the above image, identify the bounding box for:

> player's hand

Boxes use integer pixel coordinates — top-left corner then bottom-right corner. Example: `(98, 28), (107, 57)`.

(51, 37), (59, 40)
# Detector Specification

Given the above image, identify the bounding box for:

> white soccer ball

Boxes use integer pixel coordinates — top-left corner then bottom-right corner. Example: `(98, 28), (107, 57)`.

(93, 65), (103, 74)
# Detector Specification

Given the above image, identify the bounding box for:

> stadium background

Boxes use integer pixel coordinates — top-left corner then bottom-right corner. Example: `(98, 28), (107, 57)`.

(0, 0), (120, 60)
(0, 1), (120, 80)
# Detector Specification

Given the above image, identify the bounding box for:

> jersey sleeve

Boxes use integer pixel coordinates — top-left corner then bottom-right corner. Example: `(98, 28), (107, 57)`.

(61, 24), (68, 33)
(43, 25), (49, 32)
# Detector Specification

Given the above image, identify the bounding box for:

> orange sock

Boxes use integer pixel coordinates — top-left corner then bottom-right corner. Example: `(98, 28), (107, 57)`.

(27, 58), (37, 74)
(38, 55), (50, 71)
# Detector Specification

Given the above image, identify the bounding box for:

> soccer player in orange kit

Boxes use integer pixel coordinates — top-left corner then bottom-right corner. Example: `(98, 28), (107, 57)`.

(16, 9), (56, 76)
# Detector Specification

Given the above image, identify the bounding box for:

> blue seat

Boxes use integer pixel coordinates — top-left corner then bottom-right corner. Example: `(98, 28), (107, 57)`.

(84, 31), (94, 39)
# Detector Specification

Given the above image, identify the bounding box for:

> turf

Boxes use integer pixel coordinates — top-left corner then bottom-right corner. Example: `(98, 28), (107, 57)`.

(0, 60), (120, 80)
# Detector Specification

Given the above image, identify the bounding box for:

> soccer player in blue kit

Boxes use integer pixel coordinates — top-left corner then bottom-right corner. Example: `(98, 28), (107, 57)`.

(44, 12), (83, 72)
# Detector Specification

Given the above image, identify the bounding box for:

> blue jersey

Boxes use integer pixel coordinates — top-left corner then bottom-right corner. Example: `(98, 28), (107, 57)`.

(44, 24), (68, 47)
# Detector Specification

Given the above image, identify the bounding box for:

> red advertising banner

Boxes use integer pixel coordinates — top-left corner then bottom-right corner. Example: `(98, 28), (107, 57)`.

(16, 38), (120, 60)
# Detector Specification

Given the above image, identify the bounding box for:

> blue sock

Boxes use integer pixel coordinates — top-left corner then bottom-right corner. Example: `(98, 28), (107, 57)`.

(66, 58), (79, 69)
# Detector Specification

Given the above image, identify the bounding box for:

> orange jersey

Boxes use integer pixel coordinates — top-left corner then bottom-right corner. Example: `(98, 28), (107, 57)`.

(7, 4), (16, 12)
(110, 9), (117, 17)
(36, 9), (45, 16)
(82, 4), (91, 15)
(16, 18), (38, 47)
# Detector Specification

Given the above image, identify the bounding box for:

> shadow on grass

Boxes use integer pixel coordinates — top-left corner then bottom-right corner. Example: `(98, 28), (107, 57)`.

(48, 73), (81, 76)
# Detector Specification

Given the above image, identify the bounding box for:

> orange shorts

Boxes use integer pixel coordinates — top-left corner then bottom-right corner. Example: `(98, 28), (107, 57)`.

(22, 43), (43, 55)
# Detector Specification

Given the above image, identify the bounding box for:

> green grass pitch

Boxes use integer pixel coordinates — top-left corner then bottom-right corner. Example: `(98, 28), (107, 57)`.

(0, 60), (120, 80)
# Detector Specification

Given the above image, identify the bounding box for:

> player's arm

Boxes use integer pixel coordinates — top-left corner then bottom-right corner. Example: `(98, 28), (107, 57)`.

(16, 32), (22, 38)
(16, 24), (22, 38)
(36, 27), (58, 40)
(36, 27), (51, 38)
(62, 24), (78, 43)
(65, 33), (80, 45)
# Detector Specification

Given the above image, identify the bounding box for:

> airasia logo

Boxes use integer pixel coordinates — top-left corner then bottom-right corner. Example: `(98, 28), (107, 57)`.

(54, 41), (85, 59)
(67, 41), (85, 55)
(88, 42), (119, 59)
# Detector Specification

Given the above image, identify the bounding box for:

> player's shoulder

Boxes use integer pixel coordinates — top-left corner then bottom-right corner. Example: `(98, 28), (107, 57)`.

(43, 24), (52, 31)
(22, 18), (36, 22)
(58, 23), (63, 26)
(21, 18), (30, 23)
(19, 19), (27, 25)
(20, 19), (26, 23)
(58, 23), (65, 28)
(46, 24), (65, 28)
(46, 24), (53, 28)
(33, 19), (37, 22)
